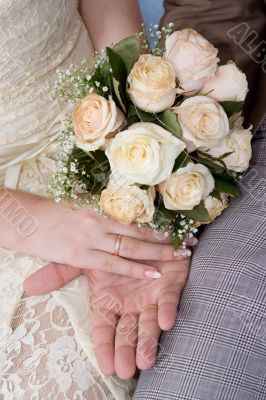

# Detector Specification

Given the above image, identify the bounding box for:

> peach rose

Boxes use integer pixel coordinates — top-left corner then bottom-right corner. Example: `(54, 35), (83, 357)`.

(73, 94), (125, 152)
(159, 163), (214, 211)
(127, 54), (176, 113)
(100, 185), (155, 225)
(165, 29), (219, 94)
(201, 61), (248, 101)
(205, 126), (252, 172)
(173, 96), (229, 152)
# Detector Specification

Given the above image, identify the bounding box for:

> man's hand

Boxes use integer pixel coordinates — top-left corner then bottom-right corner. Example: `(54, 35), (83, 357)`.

(24, 258), (190, 379)
(87, 259), (189, 379)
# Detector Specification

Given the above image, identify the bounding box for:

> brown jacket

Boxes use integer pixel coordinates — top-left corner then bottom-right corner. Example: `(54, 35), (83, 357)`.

(161, 0), (266, 132)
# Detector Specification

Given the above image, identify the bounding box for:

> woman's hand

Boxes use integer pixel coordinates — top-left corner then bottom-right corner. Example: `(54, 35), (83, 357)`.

(1, 189), (191, 279)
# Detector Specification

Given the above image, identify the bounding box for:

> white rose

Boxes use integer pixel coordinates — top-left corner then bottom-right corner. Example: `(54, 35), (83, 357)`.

(73, 94), (125, 152)
(193, 193), (229, 227)
(173, 96), (229, 152)
(204, 194), (229, 222)
(159, 163), (215, 210)
(127, 54), (176, 113)
(106, 122), (186, 185)
(165, 29), (219, 94)
(100, 184), (155, 225)
(205, 126), (253, 172)
(201, 61), (249, 102)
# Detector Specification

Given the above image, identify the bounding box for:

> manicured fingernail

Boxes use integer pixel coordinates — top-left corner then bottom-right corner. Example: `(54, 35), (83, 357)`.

(144, 270), (161, 279)
(174, 248), (191, 257)
(189, 237), (198, 246)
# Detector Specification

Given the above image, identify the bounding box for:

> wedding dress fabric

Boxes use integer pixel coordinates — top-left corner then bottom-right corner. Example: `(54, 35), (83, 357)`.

(0, 1), (134, 398)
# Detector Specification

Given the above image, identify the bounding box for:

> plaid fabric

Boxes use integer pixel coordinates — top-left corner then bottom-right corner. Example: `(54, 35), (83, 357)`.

(133, 120), (266, 400)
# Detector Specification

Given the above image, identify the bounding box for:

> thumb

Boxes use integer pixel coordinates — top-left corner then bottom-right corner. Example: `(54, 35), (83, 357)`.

(24, 263), (83, 296)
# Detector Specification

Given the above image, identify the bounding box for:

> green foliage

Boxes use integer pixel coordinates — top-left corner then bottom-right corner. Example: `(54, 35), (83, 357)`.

(112, 36), (141, 74)
(68, 147), (111, 195)
(214, 177), (241, 196)
(229, 111), (242, 128)
(172, 151), (190, 172)
(113, 78), (126, 113)
(106, 47), (128, 111)
(178, 201), (210, 223)
(159, 110), (181, 138)
(219, 101), (244, 117)
(191, 150), (228, 175)
(127, 104), (157, 125)
(209, 189), (223, 202)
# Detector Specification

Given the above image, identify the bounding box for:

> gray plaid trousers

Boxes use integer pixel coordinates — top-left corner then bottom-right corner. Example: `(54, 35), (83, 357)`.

(133, 119), (266, 400)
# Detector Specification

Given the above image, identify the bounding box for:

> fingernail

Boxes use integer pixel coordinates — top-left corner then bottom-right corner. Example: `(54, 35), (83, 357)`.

(144, 270), (161, 279)
(189, 237), (198, 246)
(174, 248), (191, 258)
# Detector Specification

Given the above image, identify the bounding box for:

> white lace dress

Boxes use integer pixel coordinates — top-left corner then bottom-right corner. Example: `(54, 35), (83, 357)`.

(0, 1), (134, 398)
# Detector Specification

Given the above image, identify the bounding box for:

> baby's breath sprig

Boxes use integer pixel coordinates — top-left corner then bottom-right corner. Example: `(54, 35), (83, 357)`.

(53, 53), (113, 103)
(136, 23), (174, 56)
(53, 60), (94, 102)
(153, 23), (174, 56)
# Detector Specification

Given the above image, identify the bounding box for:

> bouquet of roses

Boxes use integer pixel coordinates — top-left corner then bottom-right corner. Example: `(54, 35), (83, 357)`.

(49, 24), (252, 248)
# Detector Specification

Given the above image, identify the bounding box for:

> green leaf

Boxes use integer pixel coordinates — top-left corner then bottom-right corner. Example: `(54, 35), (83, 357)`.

(172, 233), (181, 250)
(159, 110), (181, 138)
(218, 151), (234, 160)
(106, 47), (127, 85)
(214, 177), (241, 196)
(139, 184), (149, 190)
(113, 78), (126, 113)
(68, 147), (110, 194)
(219, 101), (244, 117)
(178, 201), (210, 223)
(127, 104), (157, 125)
(172, 151), (190, 172)
(106, 47), (128, 112)
(191, 151), (226, 174)
(113, 36), (141, 74)
(210, 189), (223, 202)
(229, 111), (242, 128)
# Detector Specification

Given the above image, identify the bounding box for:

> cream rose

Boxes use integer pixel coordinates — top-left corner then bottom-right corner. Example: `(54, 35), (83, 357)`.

(127, 54), (176, 113)
(165, 29), (219, 94)
(100, 185), (155, 225)
(205, 126), (253, 172)
(173, 96), (229, 151)
(193, 193), (229, 227)
(106, 122), (186, 185)
(73, 94), (125, 152)
(159, 163), (214, 211)
(201, 61), (248, 101)
(204, 194), (229, 222)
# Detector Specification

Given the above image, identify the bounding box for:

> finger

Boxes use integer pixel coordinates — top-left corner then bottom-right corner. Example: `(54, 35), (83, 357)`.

(93, 308), (119, 376)
(82, 250), (162, 280)
(158, 285), (182, 331)
(115, 313), (138, 379)
(23, 263), (82, 295)
(104, 216), (198, 247)
(98, 235), (192, 262)
(136, 306), (161, 371)
(104, 217), (171, 244)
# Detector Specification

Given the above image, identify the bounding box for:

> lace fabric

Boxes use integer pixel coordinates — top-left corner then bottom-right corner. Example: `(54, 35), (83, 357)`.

(0, 0), (135, 398)
(1, 292), (133, 400)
